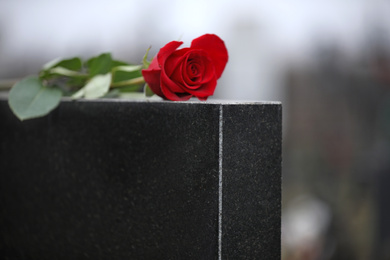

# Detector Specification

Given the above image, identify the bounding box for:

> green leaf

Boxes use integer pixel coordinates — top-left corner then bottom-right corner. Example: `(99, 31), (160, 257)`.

(56, 57), (82, 71)
(8, 76), (62, 121)
(66, 77), (87, 88)
(72, 73), (112, 99)
(49, 67), (87, 77)
(112, 59), (130, 67)
(71, 87), (84, 99)
(142, 46), (152, 68)
(87, 53), (113, 77)
(40, 57), (84, 80)
(111, 65), (143, 84)
(42, 57), (82, 71)
(144, 84), (155, 97)
(112, 71), (142, 84)
(112, 65), (142, 73)
(42, 57), (63, 71)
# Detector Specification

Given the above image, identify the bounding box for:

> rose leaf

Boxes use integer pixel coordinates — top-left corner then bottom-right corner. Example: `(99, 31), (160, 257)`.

(144, 84), (155, 97)
(43, 57), (83, 71)
(8, 76), (62, 121)
(74, 73), (112, 99)
(87, 53), (113, 77)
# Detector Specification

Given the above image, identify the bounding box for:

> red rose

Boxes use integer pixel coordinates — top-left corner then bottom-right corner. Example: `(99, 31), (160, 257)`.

(142, 34), (228, 101)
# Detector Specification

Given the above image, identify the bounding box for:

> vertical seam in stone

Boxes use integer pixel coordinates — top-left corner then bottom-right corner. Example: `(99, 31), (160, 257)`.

(218, 104), (223, 260)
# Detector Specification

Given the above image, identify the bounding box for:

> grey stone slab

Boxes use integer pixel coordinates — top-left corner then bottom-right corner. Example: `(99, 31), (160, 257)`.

(222, 104), (281, 259)
(0, 99), (281, 259)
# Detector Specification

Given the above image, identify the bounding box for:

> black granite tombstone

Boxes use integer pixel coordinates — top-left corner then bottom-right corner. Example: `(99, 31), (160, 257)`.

(0, 98), (281, 259)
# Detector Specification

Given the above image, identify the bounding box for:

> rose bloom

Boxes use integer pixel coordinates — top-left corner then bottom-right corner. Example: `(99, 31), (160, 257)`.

(142, 34), (228, 101)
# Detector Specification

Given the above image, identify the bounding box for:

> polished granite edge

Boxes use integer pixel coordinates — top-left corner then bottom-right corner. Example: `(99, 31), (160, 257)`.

(0, 93), (281, 105)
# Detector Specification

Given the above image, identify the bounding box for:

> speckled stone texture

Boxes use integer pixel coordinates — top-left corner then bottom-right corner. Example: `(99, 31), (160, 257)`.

(0, 99), (281, 260)
(222, 104), (281, 259)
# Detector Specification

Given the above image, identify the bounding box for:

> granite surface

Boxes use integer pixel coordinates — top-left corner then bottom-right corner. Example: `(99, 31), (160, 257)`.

(0, 98), (281, 259)
(222, 104), (281, 259)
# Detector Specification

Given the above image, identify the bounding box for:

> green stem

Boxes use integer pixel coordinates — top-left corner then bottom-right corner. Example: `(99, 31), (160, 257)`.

(110, 77), (145, 88)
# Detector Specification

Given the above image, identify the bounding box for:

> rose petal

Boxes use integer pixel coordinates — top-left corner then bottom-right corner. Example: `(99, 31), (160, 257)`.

(160, 78), (192, 101)
(157, 41), (183, 68)
(184, 54), (204, 83)
(185, 76), (217, 98)
(165, 48), (190, 77)
(144, 35), (227, 101)
(182, 51), (215, 87)
(169, 54), (205, 90)
(191, 34), (228, 79)
(169, 64), (187, 89)
(141, 57), (164, 97)
(157, 40), (193, 100)
(161, 62), (188, 94)
(174, 50), (210, 89)
(197, 96), (208, 101)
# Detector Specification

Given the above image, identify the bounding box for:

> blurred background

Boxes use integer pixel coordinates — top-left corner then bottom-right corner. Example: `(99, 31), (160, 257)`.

(1, 0), (390, 259)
